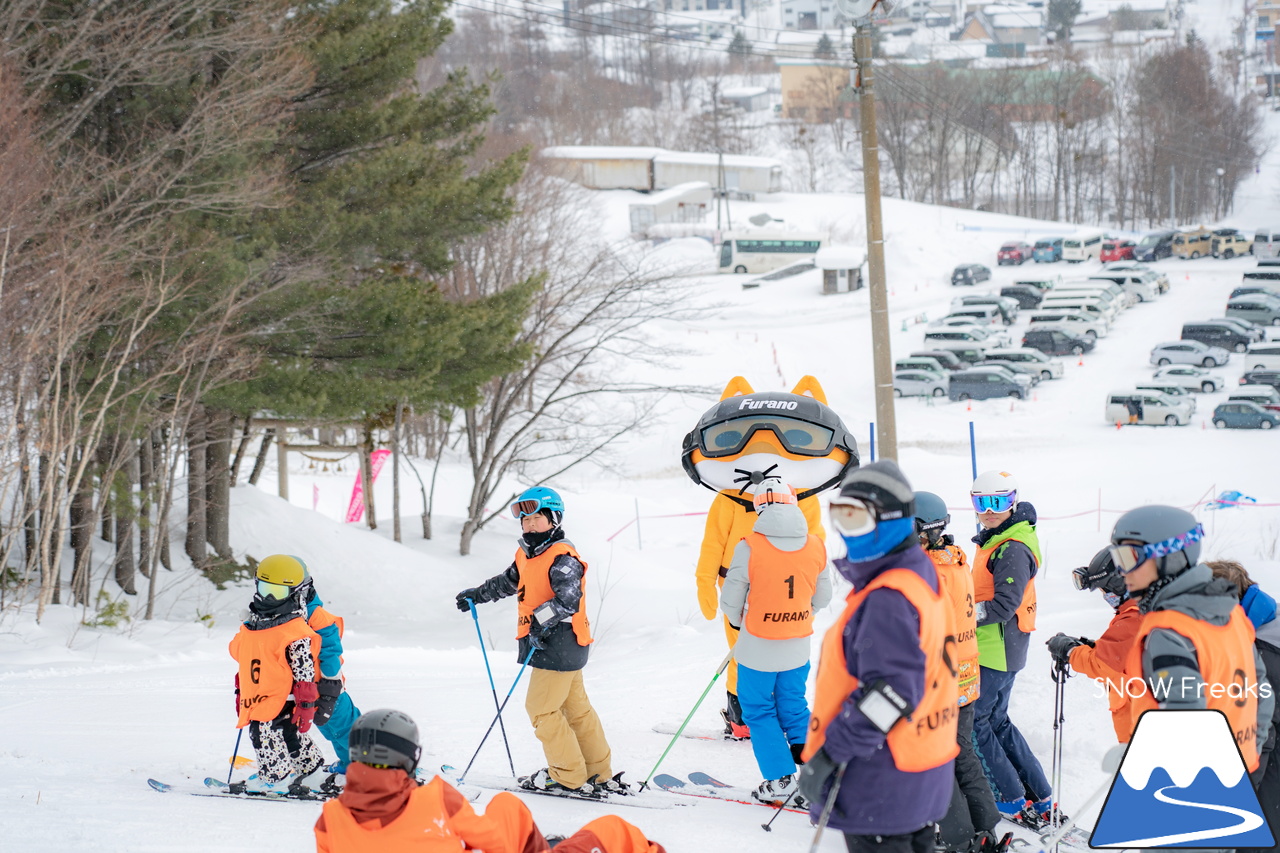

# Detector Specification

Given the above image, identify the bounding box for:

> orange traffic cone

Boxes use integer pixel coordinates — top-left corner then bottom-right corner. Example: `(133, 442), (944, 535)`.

(966, 399), (972, 412)
(1077, 356), (1085, 367)
(1115, 420), (1123, 430)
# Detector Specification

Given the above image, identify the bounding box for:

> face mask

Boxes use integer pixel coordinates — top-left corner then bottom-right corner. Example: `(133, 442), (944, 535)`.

(1103, 591), (1123, 609)
(839, 517), (917, 563)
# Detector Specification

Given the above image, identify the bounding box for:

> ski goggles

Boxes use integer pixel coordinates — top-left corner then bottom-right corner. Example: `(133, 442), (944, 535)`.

(829, 497), (877, 537)
(510, 497), (557, 519)
(1109, 524), (1204, 575)
(257, 579), (292, 601)
(970, 492), (1016, 514)
(1070, 567), (1092, 591)
(698, 416), (835, 459)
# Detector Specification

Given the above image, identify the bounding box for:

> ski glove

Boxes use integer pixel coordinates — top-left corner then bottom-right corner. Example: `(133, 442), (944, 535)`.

(797, 747), (839, 805)
(1046, 633), (1084, 667)
(313, 677), (343, 727)
(527, 619), (555, 651)
(291, 681), (320, 733)
(456, 589), (481, 612)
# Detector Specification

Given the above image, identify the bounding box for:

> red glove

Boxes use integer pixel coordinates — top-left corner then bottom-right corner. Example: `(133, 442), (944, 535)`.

(234, 673), (241, 717)
(291, 681), (319, 733)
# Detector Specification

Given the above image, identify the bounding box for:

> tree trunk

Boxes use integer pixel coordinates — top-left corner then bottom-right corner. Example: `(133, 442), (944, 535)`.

(98, 439), (114, 543)
(185, 406), (208, 569)
(138, 434), (153, 580)
(229, 415), (253, 486)
(360, 426), (377, 530)
(248, 428), (274, 486)
(393, 401), (403, 543)
(69, 445), (95, 605)
(156, 429), (173, 572)
(113, 436), (138, 595)
(459, 517), (477, 557)
(39, 452), (63, 604)
(205, 408), (232, 560)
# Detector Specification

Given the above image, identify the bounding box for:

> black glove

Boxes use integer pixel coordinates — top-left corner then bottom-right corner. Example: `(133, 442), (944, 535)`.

(456, 588), (481, 613)
(527, 620), (554, 651)
(313, 677), (343, 727)
(1046, 633), (1084, 667)
(797, 747), (839, 805)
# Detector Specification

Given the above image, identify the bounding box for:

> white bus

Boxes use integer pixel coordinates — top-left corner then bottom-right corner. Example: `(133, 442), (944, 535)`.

(1062, 232), (1104, 263)
(718, 230), (825, 274)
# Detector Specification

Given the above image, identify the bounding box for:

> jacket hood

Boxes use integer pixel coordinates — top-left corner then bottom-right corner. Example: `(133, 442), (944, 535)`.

(752, 501), (809, 541)
(336, 763), (418, 827)
(1241, 584), (1277, 629)
(1141, 564), (1238, 624)
(973, 501), (1037, 547)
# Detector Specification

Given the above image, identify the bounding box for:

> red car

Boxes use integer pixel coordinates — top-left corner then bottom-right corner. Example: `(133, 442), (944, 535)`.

(1101, 239), (1135, 263)
(997, 241), (1032, 265)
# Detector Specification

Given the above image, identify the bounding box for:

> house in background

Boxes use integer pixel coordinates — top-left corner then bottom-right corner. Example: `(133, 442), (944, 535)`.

(958, 4), (1044, 48)
(781, 0), (841, 30)
(777, 59), (853, 120)
(1259, 0), (1280, 56)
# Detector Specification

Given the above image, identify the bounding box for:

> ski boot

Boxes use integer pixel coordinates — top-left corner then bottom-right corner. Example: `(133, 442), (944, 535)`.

(751, 774), (805, 808)
(589, 771), (633, 796)
(721, 692), (750, 740)
(519, 768), (603, 799)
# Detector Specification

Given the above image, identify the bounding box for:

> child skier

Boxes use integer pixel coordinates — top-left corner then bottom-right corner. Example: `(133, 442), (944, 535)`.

(229, 557), (326, 793)
(454, 486), (625, 797)
(255, 554), (364, 785)
(719, 480), (831, 806)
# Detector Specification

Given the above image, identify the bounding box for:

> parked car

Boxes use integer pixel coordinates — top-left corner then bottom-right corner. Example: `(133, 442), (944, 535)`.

(1104, 262), (1170, 293)
(1063, 232), (1104, 263)
(951, 294), (1019, 324)
(1212, 228), (1253, 259)
(911, 349), (967, 370)
(976, 359), (1041, 385)
(1000, 284), (1044, 309)
(1032, 238), (1063, 263)
(1013, 277), (1058, 293)
(997, 241), (1033, 265)
(927, 342), (992, 366)
(1242, 269), (1280, 283)
(1230, 385), (1280, 412)
(952, 263), (992, 286)
(1105, 390), (1193, 426)
(937, 306), (1004, 327)
(1022, 327), (1095, 356)
(1135, 383), (1196, 413)
(896, 357), (952, 375)
(1150, 340), (1231, 367)
(1230, 284), (1280, 300)
(1039, 296), (1117, 327)
(948, 366), (1031, 401)
(1172, 227), (1213, 260)
(1058, 281), (1129, 312)
(931, 313), (995, 329)
(1089, 272), (1157, 303)
(1027, 310), (1107, 340)
(1212, 401), (1278, 430)
(1209, 317), (1265, 343)
(1240, 369), (1280, 391)
(1133, 230), (1176, 262)
(1226, 294), (1280, 327)
(923, 325), (1011, 349)
(1152, 365), (1221, 393)
(894, 370), (948, 398)
(1255, 228), (1280, 261)
(984, 347), (1065, 380)
(1244, 342), (1280, 371)
(1181, 321), (1254, 353)
(1100, 239), (1135, 262)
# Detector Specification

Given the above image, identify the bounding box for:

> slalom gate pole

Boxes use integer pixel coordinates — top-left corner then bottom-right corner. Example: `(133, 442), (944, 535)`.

(808, 762), (848, 853)
(458, 645), (536, 783)
(227, 729), (243, 786)
(968, 421), (977, 480)
(467, 599), (515, 776)
(637, 649), (734, 792)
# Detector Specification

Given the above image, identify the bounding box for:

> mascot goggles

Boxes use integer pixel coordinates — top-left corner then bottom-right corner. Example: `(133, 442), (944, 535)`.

(698, 416), (835, 459)
(829, 497), (877, 537)
(970, 492), (1016, 514)
(1109, 524), (1204, 575)
(257, 579), (293, 601)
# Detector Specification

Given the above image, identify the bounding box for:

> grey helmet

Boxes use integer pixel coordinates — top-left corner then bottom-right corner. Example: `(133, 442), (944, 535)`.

(349, 709), (422, 773)
(1110, 505), (1202, 578)
(913, 490), (950, 546)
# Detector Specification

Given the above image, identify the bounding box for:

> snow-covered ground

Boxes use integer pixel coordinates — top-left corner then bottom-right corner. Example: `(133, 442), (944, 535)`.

(5, 133), (1280, 851)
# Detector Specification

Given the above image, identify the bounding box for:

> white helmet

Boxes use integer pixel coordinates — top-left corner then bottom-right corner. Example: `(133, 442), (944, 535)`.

(970, 470), (1018, 514)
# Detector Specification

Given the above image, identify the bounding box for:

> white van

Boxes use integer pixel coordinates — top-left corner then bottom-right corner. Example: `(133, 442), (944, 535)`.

(1105, 390), (1193, 426)
(1088, 274), (1156, 304)
(1245, 342), (1280, 371)
(1062, 232), (1104, 263)
(1028, 310), (1108, 340)
(1054, 284), (1128, 313)
(1255, 229), (1280, 261)
(1038, 297), (1116, 327)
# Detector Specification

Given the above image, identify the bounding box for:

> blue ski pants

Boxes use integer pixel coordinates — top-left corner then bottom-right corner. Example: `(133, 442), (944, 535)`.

(316, 691), (361, 772)
(737, 662), (810, 781)
(972, 666), (1050, 804)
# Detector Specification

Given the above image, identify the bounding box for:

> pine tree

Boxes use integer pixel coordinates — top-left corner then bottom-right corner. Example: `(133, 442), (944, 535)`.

(728, 30), (753, 57)
(815, 33), (836, 59)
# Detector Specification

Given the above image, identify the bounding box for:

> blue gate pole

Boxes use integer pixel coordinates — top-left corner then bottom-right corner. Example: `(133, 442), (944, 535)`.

(869, 423), (876, 463)
(968, 421), (977, 480)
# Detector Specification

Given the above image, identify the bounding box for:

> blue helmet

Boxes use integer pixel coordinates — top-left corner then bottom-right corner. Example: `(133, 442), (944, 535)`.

(510, 486), (565, 527)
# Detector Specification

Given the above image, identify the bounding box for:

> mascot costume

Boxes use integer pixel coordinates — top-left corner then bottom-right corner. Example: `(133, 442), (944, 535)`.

(681, 375), (858, 736)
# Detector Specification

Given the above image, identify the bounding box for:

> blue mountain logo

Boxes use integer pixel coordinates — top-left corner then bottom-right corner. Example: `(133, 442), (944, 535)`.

(1091, 710), (1274, 848)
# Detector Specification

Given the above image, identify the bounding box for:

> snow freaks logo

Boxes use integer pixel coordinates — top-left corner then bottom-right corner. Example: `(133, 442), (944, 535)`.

(1090, 710), (1274, 848)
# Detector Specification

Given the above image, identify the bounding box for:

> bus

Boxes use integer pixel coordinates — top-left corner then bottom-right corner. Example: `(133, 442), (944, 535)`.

(1061, 232), (1103, 263)
(718, 230), (825, 274)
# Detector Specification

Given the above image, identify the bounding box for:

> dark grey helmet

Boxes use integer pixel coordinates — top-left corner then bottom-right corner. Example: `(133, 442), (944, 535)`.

(1074, 547), (1127, 599)
(349, 709), (422, 773)
(1110, 505), (1202, 578)
(913, 490), (950, 531)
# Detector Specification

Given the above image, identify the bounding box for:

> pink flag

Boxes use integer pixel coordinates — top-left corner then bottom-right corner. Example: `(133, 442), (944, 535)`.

(345, 448), (392, 523)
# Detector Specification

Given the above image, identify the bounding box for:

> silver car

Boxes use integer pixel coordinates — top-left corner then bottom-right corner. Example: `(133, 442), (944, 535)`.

(893, 369), (948, 398)
(1149, 340), (1231, 367)
(1226, 294), (1280, 327)
(984, 347), (1065, 380)
(1151, 365), (1221, 393)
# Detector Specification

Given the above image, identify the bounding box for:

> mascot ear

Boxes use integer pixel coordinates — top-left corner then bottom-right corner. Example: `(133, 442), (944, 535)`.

(719, 376), (755, 400)
(790, 375), (828, 404)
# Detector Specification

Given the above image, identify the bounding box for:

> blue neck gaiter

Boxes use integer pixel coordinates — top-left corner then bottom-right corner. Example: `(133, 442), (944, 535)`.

(840, 517), (917, 563)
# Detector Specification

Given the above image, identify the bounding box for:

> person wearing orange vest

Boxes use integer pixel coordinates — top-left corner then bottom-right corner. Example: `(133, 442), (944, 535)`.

(316, 708), (666, 853)
(229, 559), (325, 794)
(797, 462), (959, 853)
(967, 470), (1053, 827)
(719, 480), (831, 806)
(1045, 548), (1142, 744)
(454, 486), (624, 797)
(915, 491), (1002, 853)
(1111, 506), (1274, 775)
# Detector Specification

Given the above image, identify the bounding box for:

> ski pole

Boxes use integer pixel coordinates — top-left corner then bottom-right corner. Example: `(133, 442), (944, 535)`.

(467, 598), (515, 776)
(638, 648), (734, 792)
(1049, 663), (1069, 851)
(458, 645), (536, 783)
(228, 729), (243, 786)
(761, 785), (800, 832)
(1037, 744), (1126, 853)
(808, 762), (848, 853)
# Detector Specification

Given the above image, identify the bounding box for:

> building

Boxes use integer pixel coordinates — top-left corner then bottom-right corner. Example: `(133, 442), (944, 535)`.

(815, 245), (865, 293)
(958, 4), (1044, 47)
(720, 86), (771, 112)
(781, 0), (841, 31)
(777, 59), (853, 120)
(628, 182), (713, 234)
(1260, 0), (1280, 56)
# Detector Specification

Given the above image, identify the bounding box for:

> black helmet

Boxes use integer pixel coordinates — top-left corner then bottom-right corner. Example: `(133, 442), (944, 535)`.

(913, 491), (950, 530)
(349, 709), (422, 774)
(1072, 547), (1127, 599)
(1110, 505), (1202, 578)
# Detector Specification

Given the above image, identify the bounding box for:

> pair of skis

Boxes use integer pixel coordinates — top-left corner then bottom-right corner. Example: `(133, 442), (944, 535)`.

(146, 776), (335, 802)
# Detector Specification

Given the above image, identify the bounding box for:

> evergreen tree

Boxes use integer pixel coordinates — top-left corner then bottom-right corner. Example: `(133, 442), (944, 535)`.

(815, 33), (836, 59)
(1047, 0), (1082, 42)
(728, 30), (753, 58)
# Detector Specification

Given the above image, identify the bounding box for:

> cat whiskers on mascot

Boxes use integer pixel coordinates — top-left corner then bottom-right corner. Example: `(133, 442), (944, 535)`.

(681, 375), (858, 737)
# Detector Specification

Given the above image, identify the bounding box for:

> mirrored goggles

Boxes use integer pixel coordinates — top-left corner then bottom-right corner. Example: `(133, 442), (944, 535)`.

(698, 416), (835, 459)
(971, 492), (1016, 514)
(257, 579), (292, 601)
(510, 499), (549, 519)
(829, 497), (877, 537)
(1109, 524), (1205, 575)
(1070, 566), (1090, 591)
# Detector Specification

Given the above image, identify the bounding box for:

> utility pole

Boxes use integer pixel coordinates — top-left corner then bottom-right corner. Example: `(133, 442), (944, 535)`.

(853, 23), (898, 462)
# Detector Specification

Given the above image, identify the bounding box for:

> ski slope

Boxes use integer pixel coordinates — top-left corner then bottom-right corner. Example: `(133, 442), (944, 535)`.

(4, 142), (1280, 851)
